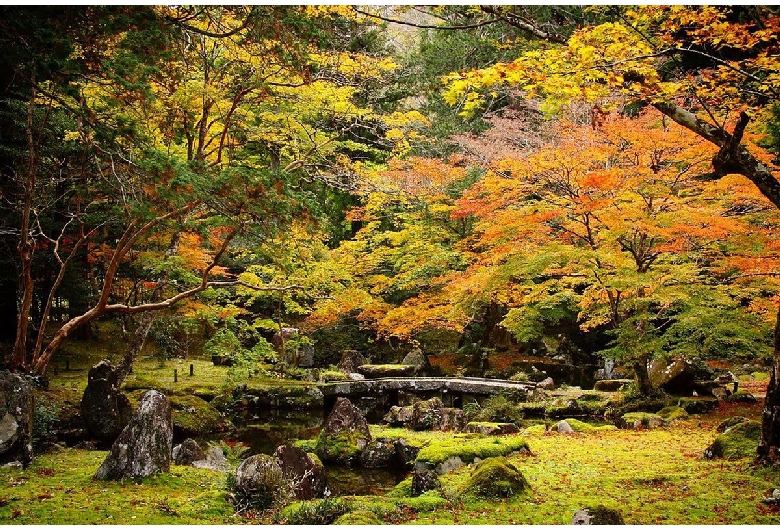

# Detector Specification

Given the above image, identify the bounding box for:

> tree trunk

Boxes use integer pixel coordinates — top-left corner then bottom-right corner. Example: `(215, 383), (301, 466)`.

(757, 306), (780, 464)
(115, 312), (156, 387)
(632, 356), (653, 396)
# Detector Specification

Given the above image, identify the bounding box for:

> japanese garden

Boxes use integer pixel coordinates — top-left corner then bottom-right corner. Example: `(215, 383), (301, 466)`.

(1, 5), (780, 525)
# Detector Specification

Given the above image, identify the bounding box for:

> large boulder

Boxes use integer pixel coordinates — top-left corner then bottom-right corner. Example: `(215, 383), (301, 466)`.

(401, 348), (432, 376)
(648, 358), (713, 395)
(315, 397), (371, 465)
(274, 444), (329, 500)
(337, 350), (365, 374)
(94, 390), (173, 480)
(703, 420), (761, 460)
(0, 371), (33, 468)
(80, 360), (132, 443)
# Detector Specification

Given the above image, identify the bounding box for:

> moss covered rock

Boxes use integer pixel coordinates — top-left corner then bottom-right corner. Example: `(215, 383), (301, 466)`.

(357, 364), (415, 378)
(657, 406), (688, 422)
(315, 397), (371, 466)
(233, 454), (289, 511)
(523, 423), (548, 435)
(703, 420), (761, 460)
(333, 510), (383, 525)
(464, 422), (520, 435)
(716, 416), (749, 433)
(725, 390), (757, 403)
(461, 456), (529, 499)
(415, 435), (529, 474)
(572, 505), (625, 524)
(168, 394), (231, 438)
(620, 412), (665, 429)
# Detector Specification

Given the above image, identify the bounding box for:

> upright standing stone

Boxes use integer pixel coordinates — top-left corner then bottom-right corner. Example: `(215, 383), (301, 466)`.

(337, 350), (366, 375)
(315, 397), (371, 465)
(94, 390), (173, 480)
(401, 348), (432, 376)
(80, 360), (132, 443)
(0, 372), (33, 468)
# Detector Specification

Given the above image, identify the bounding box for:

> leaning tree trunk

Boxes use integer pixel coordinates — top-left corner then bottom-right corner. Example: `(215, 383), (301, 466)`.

(115, 311), (156, 387)
(757, 306), (780, 464)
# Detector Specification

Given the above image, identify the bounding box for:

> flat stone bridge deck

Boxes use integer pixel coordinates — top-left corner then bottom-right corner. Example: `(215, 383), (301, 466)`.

(321, 376), (536, 408)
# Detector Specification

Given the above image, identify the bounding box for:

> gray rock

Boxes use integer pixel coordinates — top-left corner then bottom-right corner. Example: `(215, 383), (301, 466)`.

(360, 438), (397, 469)
(394, 438), (420, 467)
(173, 438), (205, 465)
(357, 364), (416, 378)
(80, 360), (132, 443)
(712, 386), (729, 400)
(464, 422), (520, 435)
(337, 350), (366, 374)
(648, 358), (713, 395)
(94, 390), (173, 480)
(316, 397), (372, 466)
(274, 444), (328, 500)
(538, 377), (555, 390)
(411, 469), (440, 496)
(572, 506), (624, 524)
(410, 397), (465, 432)
(0, 371), (33, 468)
(383, 405), (414, 427)
(192, 446), (229, 471)
(555, 420), (575, 434)
(323, 397), (371, 441)
(401, 348), (432, 376)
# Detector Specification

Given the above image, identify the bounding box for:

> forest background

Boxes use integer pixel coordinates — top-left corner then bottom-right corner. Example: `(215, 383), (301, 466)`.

(2, 5), (780, 462)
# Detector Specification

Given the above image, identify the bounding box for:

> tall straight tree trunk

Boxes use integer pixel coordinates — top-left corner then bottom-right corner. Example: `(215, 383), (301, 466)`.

(757, 306), (780, 464)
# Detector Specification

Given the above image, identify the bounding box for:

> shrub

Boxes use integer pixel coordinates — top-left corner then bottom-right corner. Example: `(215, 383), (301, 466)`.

(278, 498), (352, 525)
(32, 399), (60, 449)
(473, 394), (524, 424)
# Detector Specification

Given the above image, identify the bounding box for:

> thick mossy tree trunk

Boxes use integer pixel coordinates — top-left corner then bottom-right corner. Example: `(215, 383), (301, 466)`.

(757, 306), (780, 465)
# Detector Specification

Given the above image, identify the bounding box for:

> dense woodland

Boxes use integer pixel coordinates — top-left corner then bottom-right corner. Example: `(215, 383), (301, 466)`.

(2, 6), (780, 522)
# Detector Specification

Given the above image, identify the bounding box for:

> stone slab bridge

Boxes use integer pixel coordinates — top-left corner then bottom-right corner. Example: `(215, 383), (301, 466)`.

(320, 376), (537, 411)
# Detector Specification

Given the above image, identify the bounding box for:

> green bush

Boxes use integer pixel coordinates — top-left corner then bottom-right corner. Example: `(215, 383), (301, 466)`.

(472, 394), (524, 424)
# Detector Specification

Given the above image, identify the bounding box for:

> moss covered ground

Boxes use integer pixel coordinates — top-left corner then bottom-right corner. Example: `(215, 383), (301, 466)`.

(4, 398), (779, 523)
(14, 324), (779, 524)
